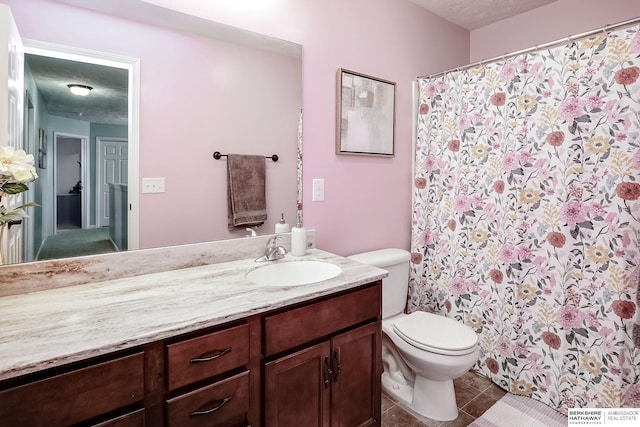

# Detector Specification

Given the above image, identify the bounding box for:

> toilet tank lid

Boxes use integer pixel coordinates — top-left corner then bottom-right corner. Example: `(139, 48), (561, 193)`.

(347, 248), (410, 268)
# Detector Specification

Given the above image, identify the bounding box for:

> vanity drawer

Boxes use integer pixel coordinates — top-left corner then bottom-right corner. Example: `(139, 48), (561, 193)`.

(166, 323), (250, 391)
(93, 409), (145, 426)
(264, 283), (381, 356)
(0, 352), (144, 426)
(166, 371), (250, 427)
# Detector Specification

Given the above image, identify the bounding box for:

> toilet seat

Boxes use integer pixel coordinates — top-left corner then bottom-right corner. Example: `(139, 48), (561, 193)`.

(393, 312), (478, 355)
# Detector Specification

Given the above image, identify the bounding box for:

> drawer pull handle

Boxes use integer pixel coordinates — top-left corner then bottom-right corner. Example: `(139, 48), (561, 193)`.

(190, 347), (232, 364)
(332, 350), (341, 383)
(324, 356), (332, 389)
(189, 396), (231, 416)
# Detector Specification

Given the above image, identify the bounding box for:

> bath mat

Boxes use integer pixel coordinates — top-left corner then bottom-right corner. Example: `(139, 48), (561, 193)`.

(469, 393), (567, 427)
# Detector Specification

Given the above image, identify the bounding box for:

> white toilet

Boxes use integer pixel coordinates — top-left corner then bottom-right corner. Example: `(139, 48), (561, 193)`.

(348, 248), (479, 421)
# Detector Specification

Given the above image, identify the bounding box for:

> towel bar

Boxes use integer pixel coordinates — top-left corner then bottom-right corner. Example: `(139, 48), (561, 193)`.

(213, 151), (278, 162)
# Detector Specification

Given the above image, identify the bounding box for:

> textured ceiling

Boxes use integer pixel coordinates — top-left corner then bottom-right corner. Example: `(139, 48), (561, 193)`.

(26, 54), (128, 126)
(409, 0), (558, 30)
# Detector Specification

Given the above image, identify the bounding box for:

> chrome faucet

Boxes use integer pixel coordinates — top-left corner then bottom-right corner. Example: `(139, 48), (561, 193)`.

(255, 235), (288, 262)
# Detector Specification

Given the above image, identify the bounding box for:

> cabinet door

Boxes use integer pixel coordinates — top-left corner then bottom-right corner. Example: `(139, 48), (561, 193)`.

(330, 322), (381, 427)
(265, 341), (331, 427)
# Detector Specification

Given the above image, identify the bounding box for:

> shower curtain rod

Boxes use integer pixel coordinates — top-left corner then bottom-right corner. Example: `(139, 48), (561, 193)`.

(418, 15), (640, 80)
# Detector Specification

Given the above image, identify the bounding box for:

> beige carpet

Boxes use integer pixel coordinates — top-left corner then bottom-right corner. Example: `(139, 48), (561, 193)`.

(470, 393), (567, 427)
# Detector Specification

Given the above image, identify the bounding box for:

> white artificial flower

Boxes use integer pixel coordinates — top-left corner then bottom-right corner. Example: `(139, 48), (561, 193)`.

(0, 145), (37, 182)
(0, 145), (39, 227)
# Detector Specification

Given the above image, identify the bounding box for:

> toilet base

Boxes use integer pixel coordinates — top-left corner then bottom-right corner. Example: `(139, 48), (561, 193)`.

(382, 372), (459, 421)
(382, 371), (413, 406)
(413, 376), (458, 421)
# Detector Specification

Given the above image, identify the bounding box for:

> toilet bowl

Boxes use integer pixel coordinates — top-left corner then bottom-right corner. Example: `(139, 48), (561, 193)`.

(383, 312), (479, 420)
(348, 249), (479, 421)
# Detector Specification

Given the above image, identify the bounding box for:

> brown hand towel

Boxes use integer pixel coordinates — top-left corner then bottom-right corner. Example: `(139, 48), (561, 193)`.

(227, 154), (267, 230)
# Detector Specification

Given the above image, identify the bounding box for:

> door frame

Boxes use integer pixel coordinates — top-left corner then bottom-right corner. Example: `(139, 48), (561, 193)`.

(53, 132), (89, 231)
(23, 90), (35, 260)
(23, 39), (140, 250)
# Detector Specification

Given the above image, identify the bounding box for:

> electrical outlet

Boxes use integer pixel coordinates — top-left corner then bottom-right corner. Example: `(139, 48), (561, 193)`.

(312, 178), (324, 201)
(142, 177), (165, 193)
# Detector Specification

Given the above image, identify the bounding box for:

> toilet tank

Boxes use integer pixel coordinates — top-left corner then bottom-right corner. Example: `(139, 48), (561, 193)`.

(347, 248), (411, 319)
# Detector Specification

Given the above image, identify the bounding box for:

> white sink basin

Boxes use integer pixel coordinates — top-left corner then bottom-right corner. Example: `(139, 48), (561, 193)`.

(246, 260), (342, 287)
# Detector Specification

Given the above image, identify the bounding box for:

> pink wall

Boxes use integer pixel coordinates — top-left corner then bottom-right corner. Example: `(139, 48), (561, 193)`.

(142, 0), (470, 256)
(471, 0), (640, 62)
(5, 0), (302, 248)
(299, 1), (467, 256)
(6, 0), (470, 257)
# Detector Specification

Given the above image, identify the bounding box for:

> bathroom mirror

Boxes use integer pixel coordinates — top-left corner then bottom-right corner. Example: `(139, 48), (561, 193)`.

(6, 0), (302, 264)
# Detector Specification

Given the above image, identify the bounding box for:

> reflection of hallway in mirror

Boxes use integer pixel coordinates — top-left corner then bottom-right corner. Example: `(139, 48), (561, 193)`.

(55, 136), (84, 232)
(23, 40), (136, 261)
(35, 228), (117, 261)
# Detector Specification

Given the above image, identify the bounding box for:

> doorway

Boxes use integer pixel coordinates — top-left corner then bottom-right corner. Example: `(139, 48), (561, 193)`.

(54, 133), (89, 232)
(23, 39), (140, 255)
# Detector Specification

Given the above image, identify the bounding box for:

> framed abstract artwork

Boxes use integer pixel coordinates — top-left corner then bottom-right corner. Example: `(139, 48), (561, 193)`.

(336, 68), (396, 157)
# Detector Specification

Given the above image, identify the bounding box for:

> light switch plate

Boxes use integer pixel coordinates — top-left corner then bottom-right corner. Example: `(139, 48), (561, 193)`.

(312, 178), (324, 201)
(142, 177), (165, 193)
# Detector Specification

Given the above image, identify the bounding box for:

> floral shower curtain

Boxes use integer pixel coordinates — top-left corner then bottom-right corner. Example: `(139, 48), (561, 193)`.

(411, 25), (640, 413)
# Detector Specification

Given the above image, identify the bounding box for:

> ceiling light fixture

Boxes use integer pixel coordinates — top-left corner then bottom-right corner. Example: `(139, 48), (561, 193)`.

(67, 84), (93, 96)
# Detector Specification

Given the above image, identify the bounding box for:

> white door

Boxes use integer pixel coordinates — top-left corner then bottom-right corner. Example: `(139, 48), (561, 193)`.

(0, 5), (24, 264)
(96, 138), (128, 227)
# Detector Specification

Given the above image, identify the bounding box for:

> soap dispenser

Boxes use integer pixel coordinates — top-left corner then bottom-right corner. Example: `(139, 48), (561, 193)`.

(290, 220), (307, 256)
(275, 213), (290, 233)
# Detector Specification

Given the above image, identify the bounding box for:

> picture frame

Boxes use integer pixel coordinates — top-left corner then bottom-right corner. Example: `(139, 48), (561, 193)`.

(38, 128), (46, 169)
(336, 68), (396, 157)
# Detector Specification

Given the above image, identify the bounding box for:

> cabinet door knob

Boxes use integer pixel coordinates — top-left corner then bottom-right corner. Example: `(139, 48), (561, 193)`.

(189, 396), (231, 416)
(189, 347), (232, 364)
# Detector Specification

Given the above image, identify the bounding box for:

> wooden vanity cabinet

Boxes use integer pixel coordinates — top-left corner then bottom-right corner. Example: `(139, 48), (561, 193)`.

(0, 281), (381, 427)
(263, 282), (382, 427)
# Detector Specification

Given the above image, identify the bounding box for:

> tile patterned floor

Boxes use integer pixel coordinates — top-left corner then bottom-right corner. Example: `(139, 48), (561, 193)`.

(381, 370), (508, 427)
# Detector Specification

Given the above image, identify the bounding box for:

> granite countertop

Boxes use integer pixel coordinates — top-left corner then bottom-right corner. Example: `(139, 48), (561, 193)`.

(0, 249), (387, 382)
